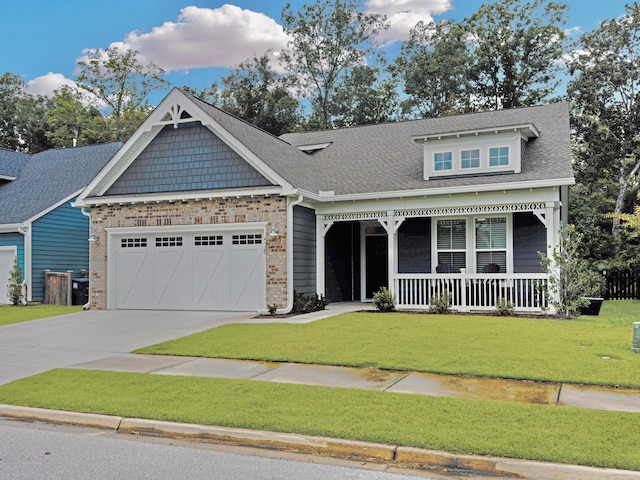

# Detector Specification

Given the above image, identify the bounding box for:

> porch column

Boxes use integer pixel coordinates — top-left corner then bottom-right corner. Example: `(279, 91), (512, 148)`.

(379, 211), (404, 298)
(316, 215), (333, 297)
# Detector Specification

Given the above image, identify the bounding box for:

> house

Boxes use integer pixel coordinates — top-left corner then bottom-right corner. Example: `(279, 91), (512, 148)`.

(0, 143), (121, 304)
(74, 88), (574, 313)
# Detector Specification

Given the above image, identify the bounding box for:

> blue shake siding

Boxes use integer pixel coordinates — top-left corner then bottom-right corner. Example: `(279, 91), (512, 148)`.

(0, 232), (24, 272)
(31, 201), (89, 301)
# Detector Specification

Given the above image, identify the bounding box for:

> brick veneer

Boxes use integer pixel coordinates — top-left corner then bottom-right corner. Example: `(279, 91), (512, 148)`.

(88, 195), (288, 310)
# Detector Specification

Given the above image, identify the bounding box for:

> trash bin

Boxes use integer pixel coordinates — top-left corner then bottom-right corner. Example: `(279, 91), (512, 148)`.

(633, 322), (640, 354)
(71, 278), (89, 305)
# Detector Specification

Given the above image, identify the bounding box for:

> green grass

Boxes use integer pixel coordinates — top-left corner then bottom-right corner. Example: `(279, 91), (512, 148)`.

(0, 368), (638, 471)
(137, 300), (640, 388)
(0, 304), (82, 326)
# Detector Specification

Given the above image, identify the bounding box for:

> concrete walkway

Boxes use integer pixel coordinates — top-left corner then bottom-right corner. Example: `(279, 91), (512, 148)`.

(57, 301), (640, 414)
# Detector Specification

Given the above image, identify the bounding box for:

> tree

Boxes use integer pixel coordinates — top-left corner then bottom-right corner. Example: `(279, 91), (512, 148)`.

(330, 65), (401, 127)
(464, 0), (569, 110)
(568, 3), (640, 248)
(0, 72), (50, 153)
(45, 85), (109, 148)
(219, 54), (302, 135)
(393, 20), (471, 118)
(6, 256), (23, 306)
(280, 0), (389, 130)
(76, 47), (169, 142)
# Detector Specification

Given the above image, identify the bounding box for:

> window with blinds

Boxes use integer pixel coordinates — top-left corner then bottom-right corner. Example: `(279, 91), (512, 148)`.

(436, 219), (466, 272)
(475, 217), (506, 273)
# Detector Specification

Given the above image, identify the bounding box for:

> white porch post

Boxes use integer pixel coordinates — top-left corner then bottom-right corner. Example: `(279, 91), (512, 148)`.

(316, 215), (333, 297)
(379, 211), (404, 299)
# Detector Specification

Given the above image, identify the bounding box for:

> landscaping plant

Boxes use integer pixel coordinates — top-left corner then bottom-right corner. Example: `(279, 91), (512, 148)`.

(372, 286), (396, 312)
(6, 257), (23, 306)
(539, 224), (604, 318)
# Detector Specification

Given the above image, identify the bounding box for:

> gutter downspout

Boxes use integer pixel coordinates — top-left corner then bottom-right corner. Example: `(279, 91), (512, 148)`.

(270, 194), (304, 315)
(17, 225), (29, 305)
(80, 207), (92, 310)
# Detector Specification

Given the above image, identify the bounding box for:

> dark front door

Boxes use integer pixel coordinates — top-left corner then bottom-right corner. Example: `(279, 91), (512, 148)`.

(365, 235), (388, 298)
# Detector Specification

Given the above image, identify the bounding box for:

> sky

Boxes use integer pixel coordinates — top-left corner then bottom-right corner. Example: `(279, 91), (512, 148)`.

(0, 0), (630, 105)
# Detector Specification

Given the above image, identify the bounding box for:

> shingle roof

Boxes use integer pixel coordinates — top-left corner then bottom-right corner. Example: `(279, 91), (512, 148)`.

(0, 143), (122, 225)
(278, 102), (574, 196)
(0, 148), (29, 179)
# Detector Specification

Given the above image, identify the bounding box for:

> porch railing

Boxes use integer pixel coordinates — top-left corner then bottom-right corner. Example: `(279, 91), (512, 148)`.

(393, 272), (548, 313)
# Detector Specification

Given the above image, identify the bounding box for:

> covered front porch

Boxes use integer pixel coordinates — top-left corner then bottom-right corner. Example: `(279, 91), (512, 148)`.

(316, 199), (560, 314)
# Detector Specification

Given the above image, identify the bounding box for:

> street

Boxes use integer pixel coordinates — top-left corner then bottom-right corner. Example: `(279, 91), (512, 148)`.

(0, 419), (442, 480)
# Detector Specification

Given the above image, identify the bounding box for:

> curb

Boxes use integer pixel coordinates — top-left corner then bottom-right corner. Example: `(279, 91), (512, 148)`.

(2, 405), (640, 479)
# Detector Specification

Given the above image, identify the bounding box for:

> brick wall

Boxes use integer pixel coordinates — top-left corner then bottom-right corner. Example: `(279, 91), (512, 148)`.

(88, 195), (288, 310)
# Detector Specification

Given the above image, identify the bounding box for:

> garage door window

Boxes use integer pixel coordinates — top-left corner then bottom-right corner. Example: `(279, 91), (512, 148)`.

(155, 237), (183, 247)
(194, 235), (223, 246)
(232, 234), (262, 245)
(121, 238), (147, 248)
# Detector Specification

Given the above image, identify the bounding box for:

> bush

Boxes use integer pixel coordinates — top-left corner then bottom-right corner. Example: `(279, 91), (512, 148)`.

(372, 287), (396, 312)
(292, 291), (329, 314)
(7, 257), (23, 306)
(267, 303), (278, 316)
(495, 297), (515, 316)
(539, 225), (604, 319)
(429, 293), (452, 314)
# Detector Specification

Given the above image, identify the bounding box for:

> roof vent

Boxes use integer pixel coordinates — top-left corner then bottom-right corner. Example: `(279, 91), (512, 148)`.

(297, 142), (332, 154)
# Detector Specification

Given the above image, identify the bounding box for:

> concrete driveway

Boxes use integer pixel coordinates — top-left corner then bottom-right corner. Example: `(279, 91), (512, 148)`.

(0, 310), (253, 386)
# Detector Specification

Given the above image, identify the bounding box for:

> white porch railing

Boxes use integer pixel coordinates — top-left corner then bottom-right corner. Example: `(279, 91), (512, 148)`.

(393, 273), (548, 313)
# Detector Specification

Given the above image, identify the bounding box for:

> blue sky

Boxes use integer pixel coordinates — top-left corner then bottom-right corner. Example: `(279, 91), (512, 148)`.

(0, 0), (629, 103)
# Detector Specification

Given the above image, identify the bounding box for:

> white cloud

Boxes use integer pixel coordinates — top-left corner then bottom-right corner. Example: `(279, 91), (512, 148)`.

(26, 72), (75, 98)
(120, 5), (290, 72)
(366, 0), (454, 43)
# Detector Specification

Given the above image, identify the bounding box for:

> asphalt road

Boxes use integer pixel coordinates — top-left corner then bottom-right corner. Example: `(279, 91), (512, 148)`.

(0, 419), (436, 480)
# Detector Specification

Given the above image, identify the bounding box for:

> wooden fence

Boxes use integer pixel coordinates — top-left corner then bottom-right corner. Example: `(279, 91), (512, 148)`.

(44, 270), (73, 306)
(604, 270), (640, 300)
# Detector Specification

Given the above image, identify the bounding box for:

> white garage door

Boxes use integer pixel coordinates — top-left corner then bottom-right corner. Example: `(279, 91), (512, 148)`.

(0, 247), (17, 305)
(114, 230), (265, 311)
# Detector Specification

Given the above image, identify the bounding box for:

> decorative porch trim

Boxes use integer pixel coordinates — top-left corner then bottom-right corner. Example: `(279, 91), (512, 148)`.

(323, 211), (389, 222)
(395, 202), (547, 218)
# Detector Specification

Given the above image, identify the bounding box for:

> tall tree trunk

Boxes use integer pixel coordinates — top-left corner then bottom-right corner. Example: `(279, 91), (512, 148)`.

(613, 156), (640, 245)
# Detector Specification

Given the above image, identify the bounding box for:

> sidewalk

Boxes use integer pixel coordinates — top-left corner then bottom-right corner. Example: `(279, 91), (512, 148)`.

(3, 302), (640, 479)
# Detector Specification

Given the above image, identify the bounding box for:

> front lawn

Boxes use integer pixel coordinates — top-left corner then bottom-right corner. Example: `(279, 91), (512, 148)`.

(137, 300), (640, 388)
(0, 369), (638, 471)
(0, 304), (82, 326)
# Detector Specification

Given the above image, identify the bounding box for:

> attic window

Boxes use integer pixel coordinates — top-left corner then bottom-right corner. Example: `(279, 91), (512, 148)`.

(297, 142), (332, 154)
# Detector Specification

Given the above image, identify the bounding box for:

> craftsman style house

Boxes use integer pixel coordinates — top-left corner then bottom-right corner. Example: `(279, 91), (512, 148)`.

(74, 88), (573, 313)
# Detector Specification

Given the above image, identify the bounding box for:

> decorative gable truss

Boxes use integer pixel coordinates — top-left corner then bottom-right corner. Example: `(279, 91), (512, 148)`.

(75, 88), (292, 207)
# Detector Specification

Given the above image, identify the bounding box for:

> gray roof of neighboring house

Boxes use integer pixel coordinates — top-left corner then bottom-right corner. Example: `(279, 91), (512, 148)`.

(0, 149), (29, 179)
(278, 102), (574, 196)
(0, 143), (122, 225)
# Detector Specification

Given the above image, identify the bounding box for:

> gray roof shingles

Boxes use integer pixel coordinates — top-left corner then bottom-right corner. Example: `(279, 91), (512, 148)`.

(278, 102), (574, 196)
(0, 143), (121, 225)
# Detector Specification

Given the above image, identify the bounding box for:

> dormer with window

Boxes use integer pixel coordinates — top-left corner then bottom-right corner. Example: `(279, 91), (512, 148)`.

(413, 124), (539, 180)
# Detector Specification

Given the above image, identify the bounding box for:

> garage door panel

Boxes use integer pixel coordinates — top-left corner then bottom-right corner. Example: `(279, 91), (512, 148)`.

(191, 249), (229, 309)
(0, 249), (16, 305)
(153, 250), (190, 308)
(229, 246), (265, 310)
(114, 230), (266, 311)
(116, 250), (154, 308)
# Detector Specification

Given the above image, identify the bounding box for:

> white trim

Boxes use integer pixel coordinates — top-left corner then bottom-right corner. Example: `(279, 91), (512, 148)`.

(0, 175), (16, 181)
(77, 187), (283, 207)
(24, 190), (83, 224)
(301, 178), (575, 204)
(0, 223), (22, 233)
(412, 123), (540, 142)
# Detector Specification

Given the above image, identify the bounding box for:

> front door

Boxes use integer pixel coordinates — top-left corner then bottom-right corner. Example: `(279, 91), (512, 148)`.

(365, 233), (388, 299)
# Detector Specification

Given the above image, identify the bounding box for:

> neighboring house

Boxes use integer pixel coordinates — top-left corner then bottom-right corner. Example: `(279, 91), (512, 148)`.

(74, 88), (574, 313)
(0, 143), (121, 304)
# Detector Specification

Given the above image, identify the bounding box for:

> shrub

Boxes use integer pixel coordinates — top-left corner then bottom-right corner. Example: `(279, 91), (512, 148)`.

(429, 293), (452, 314)
(292, 291), (329, 314)
(539, 225), (604, 319)
(7, 257), (23, 306)
(372, 287), (396, 312)
(267, 303), (278, 316)
(495, 297), (515, 316)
